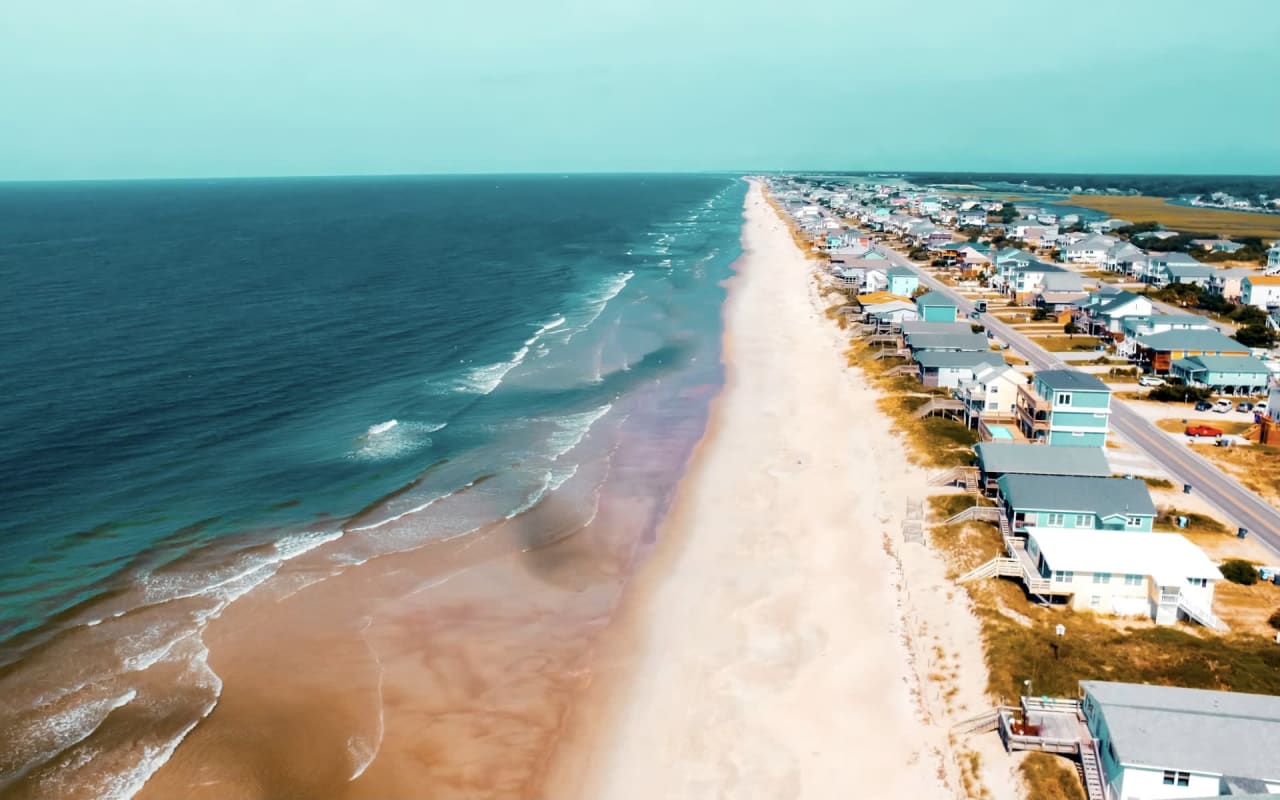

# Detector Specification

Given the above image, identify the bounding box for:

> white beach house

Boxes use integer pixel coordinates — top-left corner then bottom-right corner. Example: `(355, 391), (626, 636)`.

(1081, 681), (1280, 799)
(1024, 528), (1223, 627)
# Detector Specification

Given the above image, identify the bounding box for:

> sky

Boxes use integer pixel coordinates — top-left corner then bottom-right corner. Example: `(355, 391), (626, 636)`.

(2, 0), (1279, 180)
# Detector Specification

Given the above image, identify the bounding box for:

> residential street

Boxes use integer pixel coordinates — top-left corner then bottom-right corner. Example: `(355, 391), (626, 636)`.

(873, 244), (1280, 557)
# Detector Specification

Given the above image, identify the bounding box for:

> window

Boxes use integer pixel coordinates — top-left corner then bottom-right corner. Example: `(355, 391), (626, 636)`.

(1126, 517), (1143, 527)
(1124, 574), (1143, 586)
(1074, 514), (1091, 528)
(1187, 577), (1207, 588)
(1054, 570), (1074, 583)
(1055, 392), (1072, 406)
(1162, 771), (1190, 787)
(1046, 513), (1065, 527)
(1089, 595), (1101, 608)
(1093, 572), (1112, 584)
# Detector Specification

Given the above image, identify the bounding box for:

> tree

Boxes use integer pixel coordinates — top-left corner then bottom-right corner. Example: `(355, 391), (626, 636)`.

(1064, 321), (1079, 339)
(999, 203), (1018, 224)
(1234, 324), (1277, 349)
(1220, 559), (1259, 585)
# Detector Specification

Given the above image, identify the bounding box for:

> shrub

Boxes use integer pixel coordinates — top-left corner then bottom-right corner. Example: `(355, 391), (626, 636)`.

(1148, 384), (1212, 403)
(1269, 608), (1280, 631)
(1220, 559), (1259, 586)
(1031, 308), (1049, 321)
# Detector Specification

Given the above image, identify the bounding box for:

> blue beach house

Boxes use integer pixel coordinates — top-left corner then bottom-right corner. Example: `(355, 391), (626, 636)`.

(915, 290), (958, 322)
(1016, 369), (1112, 447)
(887, 267), (919, 297)
(997, 474), (1157, 533)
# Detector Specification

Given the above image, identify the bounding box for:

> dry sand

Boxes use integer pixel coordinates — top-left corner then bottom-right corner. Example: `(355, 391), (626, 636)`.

(546, 182), (1019, 800)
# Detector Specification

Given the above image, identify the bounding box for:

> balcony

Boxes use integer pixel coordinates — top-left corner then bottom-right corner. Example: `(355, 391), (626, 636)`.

(1015, 385), (1051, 436)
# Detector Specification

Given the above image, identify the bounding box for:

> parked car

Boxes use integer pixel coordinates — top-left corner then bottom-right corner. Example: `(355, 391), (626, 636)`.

(1138, 376), (1165, 387)
(1255, 401), (1269, 415)
(1212, 399), (1233, 413)
(1237, 401), (1254, 413)
(1194, 400), (1214, 411)
(1186, 424), (1224, 437)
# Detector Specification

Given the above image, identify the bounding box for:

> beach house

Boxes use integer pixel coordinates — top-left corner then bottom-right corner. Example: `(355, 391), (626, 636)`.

(1242, 274), (1280, 310)
(915, 291), (959, 322)
(972, 441), (1111, 496)
(1170, 354), (1272, 395)
(886, 267), (919, 297)
(1074, 290), (1154, 336)
(1204, 267), (1257, 303)
(1144, 253), (1213, 287)
(998, 474), (1156, 533)
(1060, 234), (1118, 265)
(915, 350), (1007, 389)
(903, 329), (989, 354)
(1268, 242), (1280, 271)
(955, 363), (1024, 430)
(958, 208), (987, 228)
(1082, 681), (1280, 798)
(1125, 328), (1249, 374)
(1008, 262), (1081, 304)
(1025, 530), (1222, 624)
(1015, 370), (1112, 447)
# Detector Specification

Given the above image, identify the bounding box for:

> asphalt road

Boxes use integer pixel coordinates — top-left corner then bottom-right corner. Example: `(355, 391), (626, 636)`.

(872, 244), (1280, 557)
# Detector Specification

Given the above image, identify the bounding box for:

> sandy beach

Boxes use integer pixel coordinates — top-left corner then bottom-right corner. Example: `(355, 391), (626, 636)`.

(546, 181), (1014, 799)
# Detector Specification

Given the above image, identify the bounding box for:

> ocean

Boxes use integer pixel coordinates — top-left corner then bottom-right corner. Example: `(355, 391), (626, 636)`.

(0, 174), (746, 796)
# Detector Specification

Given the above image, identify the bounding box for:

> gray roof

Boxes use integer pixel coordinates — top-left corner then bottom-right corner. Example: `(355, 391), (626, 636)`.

(1135, 328), (1247, 354)
(974, 442), (1111, 478)
(1153, 252), (1204, 266)
(1041, 272), (1085, 291)
(998, 474), (1156, 517)
(900, 321), (973, 336)
(1163, 263), (1216, 280)
(1035, 369), (1110, 392)
(915, 290), (956, 308)
(886, 266), (916, 278)
(914, 350), (1005, 369)
(905, 332), (990, 352)
(1082, 681), (1280, 782)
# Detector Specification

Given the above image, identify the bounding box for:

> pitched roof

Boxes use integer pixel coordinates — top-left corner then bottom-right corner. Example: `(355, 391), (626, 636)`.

(905, 332), (989, 352)
(998, 474), (1156, 517)
(1172, 354), (1272, 375)
(886, 266), (916, 278)
(1035, 369), (1110, 392)
(1094, 291), (1147, 314)
(914, 350), (1005, 369)
(1031, 530), (1221, 581)
(1135, 328), (1248, 353)
(1040, 272), (1085, 291)
(974, 442), (1111, 478)
(915, 290), (956, 307)
(1245, 275), (1280, 286)
(1080, 681), (1280, 782)
(1162, 263), (1216, 279)
(899, 320), (972, 336)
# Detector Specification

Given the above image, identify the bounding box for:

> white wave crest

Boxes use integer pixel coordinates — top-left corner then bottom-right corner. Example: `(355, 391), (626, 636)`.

(547, 404), (612, 461)
(504, 465), (579, 520)
(571, 272), (634, 339)
(456, 314), (565, 395)
(350, 420), (445, 462)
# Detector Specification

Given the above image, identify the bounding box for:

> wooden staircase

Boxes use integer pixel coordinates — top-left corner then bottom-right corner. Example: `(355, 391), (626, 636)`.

(943, 505), (1002, 525)
(951, 707), (1003, 734)
(927, 466), (980, 494)
(1177, 595), (1228, 631)
(883, 364), (918, 378)
(913, 397), (966, 419)
(872, 348), (909, 361)
(1078, 739), (1106, 800)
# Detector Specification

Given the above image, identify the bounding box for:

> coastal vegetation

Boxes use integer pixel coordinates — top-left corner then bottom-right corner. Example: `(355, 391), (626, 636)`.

(1065, 196), (1280, 240)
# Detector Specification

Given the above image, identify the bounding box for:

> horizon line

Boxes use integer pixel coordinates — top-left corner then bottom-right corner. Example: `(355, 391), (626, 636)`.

(3, 167), (1280, 186)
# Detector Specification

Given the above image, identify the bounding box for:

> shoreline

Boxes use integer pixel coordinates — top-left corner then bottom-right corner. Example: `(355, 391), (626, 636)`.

(543, 180), (1015, 798)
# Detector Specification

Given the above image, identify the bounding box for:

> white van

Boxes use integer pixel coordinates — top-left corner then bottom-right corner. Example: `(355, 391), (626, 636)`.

(1212, 399), (1233, 413)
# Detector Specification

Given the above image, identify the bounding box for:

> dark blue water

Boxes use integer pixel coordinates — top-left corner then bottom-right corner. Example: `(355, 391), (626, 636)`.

(0, 175), (746, 646)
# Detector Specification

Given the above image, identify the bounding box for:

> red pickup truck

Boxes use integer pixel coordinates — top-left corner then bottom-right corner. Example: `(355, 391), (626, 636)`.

(1185, 424), (1224, 438)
